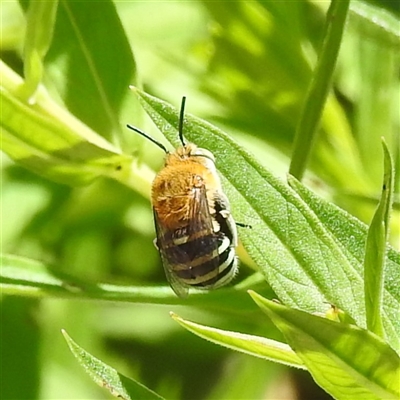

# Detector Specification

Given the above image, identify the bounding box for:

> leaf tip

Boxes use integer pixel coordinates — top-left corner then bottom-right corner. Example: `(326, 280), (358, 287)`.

(61, 329), (74, 351)
(247, 289), (259, 299)
(61, 329), (75, 349)
(286, 174), (299, 188)
(248, 290), (268, 309)
(169, 311), (179, 320)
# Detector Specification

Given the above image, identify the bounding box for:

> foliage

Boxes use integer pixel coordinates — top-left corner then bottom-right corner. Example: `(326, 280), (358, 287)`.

(1, 0), (399, 399)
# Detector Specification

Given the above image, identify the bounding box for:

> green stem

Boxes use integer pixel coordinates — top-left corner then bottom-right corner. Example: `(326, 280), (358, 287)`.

(289, 0), (350, 180)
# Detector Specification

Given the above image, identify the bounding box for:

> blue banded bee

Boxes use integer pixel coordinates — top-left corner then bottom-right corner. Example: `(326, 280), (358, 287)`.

(127, 97), (238, 297)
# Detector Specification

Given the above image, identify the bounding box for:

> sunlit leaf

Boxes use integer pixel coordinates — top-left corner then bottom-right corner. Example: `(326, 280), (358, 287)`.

(0, 61), (132, 186)
(288, 176), (400, 352)
(62, 330), (164, 400)
(44, 0), (137, 143)
(0, 254), (268, 316)
(349, 1), (400, 48)
(250, 292), (400, 400)
(170, 312), (304, 369)
(131, 89), (400, 353)
(364, 140), (395, 336)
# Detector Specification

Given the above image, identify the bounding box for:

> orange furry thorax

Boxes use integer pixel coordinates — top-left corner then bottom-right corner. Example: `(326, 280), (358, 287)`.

(151, 145), (218, 230)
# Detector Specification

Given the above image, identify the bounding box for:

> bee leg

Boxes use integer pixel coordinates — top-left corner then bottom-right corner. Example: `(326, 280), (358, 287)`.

(153, 238), (159, 250)
(236, 222), (252, 229)
(214, 192), (238, 247)
(214, 192), (251, 230)
(219, 209), (230, 219)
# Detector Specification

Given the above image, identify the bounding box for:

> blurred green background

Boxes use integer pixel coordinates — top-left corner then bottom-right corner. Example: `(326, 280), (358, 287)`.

(1, 0), (399, 399)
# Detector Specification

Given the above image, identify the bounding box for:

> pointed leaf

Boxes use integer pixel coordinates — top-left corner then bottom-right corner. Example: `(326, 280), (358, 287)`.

(0, 254), (267, 316)
(250, 291), (400, 400)
(170, 312), (304, 369)
(0, 61), (132, 186)
(44, 0), (137, 142)
(2, 0), (139, 186)
(287, 176), (400, 352)
(349, 1), (400, 48)
(130, 88), (400, 353)
(364, 139), (395, 336)
(62, 330), (164, 400)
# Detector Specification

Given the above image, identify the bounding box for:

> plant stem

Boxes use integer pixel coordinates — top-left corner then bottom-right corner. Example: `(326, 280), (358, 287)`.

(289, 0), (350, 180)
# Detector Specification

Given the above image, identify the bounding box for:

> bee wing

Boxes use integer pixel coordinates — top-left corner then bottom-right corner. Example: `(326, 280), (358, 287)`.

(153, 209), (189, 298)
(153, 185), (218, 298)
(186, 183), (216, 236)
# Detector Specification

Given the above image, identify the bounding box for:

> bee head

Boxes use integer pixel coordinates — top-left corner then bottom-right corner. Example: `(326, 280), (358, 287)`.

(177, 97), (216, 164)
(127, 96), (215, 166)
(174, 143), (214, 160)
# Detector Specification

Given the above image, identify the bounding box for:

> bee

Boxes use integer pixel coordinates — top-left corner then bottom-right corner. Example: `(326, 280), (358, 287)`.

(127, 97), (238, 297)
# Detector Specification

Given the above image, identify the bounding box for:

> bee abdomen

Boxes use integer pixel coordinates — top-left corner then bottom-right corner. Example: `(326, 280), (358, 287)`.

(167, 235), (237, 288)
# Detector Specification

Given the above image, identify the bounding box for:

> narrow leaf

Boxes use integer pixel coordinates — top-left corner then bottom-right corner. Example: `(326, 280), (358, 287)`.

(170, 312), (304, 369)
(0, 61), (132, 186)
(62, 330), (164, 400)
(349, 1), (400, 48)
(288, 175), (400, 352)
(131, 88), (400, 352)
(44, 0), (137, 143)
(250, 291), (400, 400)
(364, 139), (395, 337)
(22, 0), (58, 100)
(289, 0), (350, 180)
(0, 254), (267, 315)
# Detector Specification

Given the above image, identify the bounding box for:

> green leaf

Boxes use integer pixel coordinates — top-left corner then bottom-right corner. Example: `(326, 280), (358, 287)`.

(250, 291), (400, 400)
(201, 1), (365, 195)
(44, 0), (137, 144)
(202, 0), (311, 143)
(170, 312), (304, 369)
(0, 61), (132, 186)
(287, 175), (400, 353)
(349, 1), (400, 48)
(289, 0), (350, 180)
(1, 0), (142, 187)
(22, 0), (58, 100)
(364, 140), (395, 337)
(350, 30), (398, 184)
(0, 254), (268, 316)
(62, 329), (164, 400)
(130, 88), (400, 352)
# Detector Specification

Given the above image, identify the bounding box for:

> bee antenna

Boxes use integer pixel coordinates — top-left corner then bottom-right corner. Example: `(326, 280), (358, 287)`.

(126, 124), (168, 153)
(178, 96), (187, 146)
